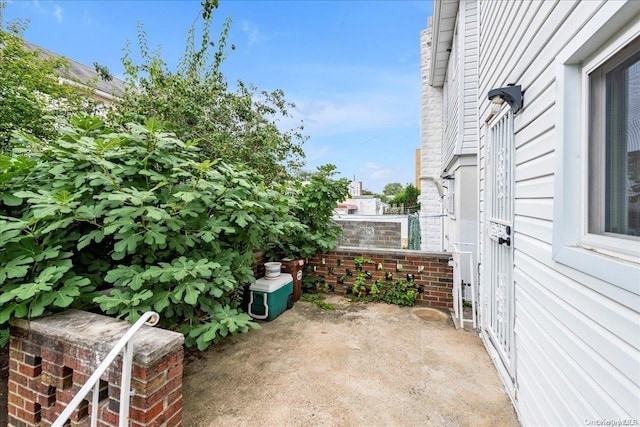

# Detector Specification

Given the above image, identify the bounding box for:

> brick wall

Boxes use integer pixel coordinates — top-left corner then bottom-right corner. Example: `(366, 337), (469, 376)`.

(8, 310), (184, 427)
(336, 220), (402, 249)
(307, 247), (453, 308)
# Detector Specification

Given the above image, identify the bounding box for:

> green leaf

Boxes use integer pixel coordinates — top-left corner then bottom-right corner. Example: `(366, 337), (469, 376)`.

(77, 230), (104, 250)
(0, 255), (33, 283)
(231, 211), (251, 227)
(11, 281), (52, 301)
(173, 281), (205, 305)
(145, 206), (167, 221)
(2, 194), (23, 206)
(113, 233), (143, 255)
(40, 218), (74, 235)
(152, 292), (172, 312)
(34, 246), (61, 262)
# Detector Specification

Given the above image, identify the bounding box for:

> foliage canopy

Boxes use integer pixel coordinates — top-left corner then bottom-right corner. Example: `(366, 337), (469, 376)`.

(111, 6), (306, 183)
(0, 117), (306, 349)
(390, 183), (421, 211)
(0, 4), (94, 152)
(383, 182), (403, 196)
(267, 165), (350, 260)
(0, 0), (349, 350)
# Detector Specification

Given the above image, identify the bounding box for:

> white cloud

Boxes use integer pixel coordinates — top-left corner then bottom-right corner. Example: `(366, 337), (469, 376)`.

(241, 20), (269, 47)
(53, 4), (63, 23)
(306, 145), (332, 162)
(23, 1), (64, 23)
(365, 162), (393, 179)
(83, 10), (92, 26)
(276, 63), (418, 139)
(30, 0), (46, 14)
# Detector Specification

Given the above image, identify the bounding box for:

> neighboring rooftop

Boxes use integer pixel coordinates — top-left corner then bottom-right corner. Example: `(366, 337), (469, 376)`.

(24, 40), (126, 100)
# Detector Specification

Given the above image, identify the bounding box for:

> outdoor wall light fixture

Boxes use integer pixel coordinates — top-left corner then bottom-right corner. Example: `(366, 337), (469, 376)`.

(487, 84), (523, 114)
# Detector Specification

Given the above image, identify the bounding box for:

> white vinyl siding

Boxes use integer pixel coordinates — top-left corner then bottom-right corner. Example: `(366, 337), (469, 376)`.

(442, 0), (479, 170)
(442, 23), (459, 170)
(478, 0), (640, 424)
(460, 0), (478, 155)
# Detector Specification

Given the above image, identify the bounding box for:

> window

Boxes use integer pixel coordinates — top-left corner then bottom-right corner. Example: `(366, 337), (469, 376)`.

(588, 36), (640, 239)
(447, 177), (455, 217)
(553, 1), (640, 293)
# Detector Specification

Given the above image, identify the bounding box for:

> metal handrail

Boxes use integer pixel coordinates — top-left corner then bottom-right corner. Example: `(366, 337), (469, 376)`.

(53, 311), (160, 427)
(450, 243), (477, 329)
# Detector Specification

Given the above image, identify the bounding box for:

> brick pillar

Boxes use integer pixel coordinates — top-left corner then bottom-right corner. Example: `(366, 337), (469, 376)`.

(8, 310), (184, 427)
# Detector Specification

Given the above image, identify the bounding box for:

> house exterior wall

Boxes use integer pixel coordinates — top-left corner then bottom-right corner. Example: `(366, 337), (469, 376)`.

(444, 0), (478, 258)
(442, 22), (460, 171)
(348, 181), (362, 197)
(459, 0), (478, 156)
(477, 0), (640, 424)
(421, 1), (479, 275)
(415, 148), (422, 190)
(419, 25), (445, 252)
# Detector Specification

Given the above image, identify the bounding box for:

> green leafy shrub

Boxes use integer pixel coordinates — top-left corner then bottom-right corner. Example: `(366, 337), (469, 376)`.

(381, 280), (419, 306)
(343, 278), (420, 307)
(111, 2), (306, 183)
(0, 116), (299, 349)
(268, 164), (349, 260)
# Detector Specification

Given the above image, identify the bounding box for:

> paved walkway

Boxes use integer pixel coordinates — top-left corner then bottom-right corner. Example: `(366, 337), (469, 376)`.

(182, 296), (519, 427)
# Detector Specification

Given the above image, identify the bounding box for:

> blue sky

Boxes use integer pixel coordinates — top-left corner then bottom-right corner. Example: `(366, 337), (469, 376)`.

(4, 0), (433, 193)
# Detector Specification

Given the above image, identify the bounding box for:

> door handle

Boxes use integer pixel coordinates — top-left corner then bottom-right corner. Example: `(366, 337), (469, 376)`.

(498, 237), (511, 246)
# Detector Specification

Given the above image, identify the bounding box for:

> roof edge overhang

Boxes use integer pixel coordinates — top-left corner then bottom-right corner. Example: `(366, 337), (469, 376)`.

(429, 0), (459, 87)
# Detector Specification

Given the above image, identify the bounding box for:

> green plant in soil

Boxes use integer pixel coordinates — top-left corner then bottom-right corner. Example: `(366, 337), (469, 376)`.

(352, 272), (368, 297)
(382, 280), (419, 306)
(347, 278), (420, 307)
(301, 269), (318, 293)
(301, 293), (336, 310)
(370, 281), (382, 302)
(353, 257), (374, 272)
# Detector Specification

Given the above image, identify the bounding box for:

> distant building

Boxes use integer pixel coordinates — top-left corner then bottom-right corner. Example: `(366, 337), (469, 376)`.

(336, 195), (385, 216)
(24, 40), (125, 105)
(347, 181), (363, 197)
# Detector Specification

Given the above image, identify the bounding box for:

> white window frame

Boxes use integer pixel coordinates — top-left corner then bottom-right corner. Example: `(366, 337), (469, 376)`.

(583, 35), (640, 252)
(447, 177), (456, 218)
(554, 1), (640, 294)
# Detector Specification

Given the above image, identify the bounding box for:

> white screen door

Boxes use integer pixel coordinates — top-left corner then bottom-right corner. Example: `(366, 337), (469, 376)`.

(484, 106), (515, 378)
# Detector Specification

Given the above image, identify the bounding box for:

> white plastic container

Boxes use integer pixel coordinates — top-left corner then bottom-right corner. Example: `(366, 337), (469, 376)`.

(264, 262), (282, 279)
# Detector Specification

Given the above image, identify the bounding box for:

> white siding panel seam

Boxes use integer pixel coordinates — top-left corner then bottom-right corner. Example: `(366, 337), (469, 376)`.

(515, 274), (638, 416)
(478, 0), (521, 79)
(514, 233), (640, 311)
(515, 1), (605, 97)
(516, 314), (599, 423)
(479, 0), (552, 98)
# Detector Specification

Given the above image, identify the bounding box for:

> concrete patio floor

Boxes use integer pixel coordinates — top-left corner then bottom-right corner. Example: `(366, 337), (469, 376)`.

(182, 296), (519, 427)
